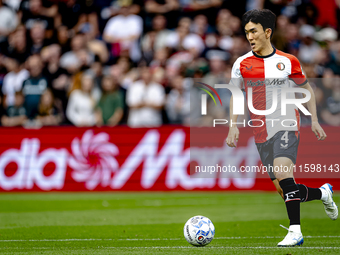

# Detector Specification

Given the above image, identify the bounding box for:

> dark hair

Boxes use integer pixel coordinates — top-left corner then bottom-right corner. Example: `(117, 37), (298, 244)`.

(241, 9), (276, 38)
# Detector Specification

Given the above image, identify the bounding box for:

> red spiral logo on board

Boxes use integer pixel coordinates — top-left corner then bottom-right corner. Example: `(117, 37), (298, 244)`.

(69, 130), (119, 189)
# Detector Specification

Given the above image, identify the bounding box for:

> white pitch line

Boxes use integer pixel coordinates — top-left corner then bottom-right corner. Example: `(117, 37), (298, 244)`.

(105, 246), (340, 249)
(1, 246), (340, 250)
(0, 236), (339, 242)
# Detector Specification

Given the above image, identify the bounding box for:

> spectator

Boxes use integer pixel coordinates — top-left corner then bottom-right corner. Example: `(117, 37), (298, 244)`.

(110, 56), (138, 89)
(3, 0), (21, 11)
(126, 66), (165, 127)
(19, 0), (55, 32)
(56, 25), (71, 54)
(1, 91), (27, 127)
(99, 0), (142, 22)
(36, 88), (63, 126)
(60, 33), (94, 74)
(203, 50), (228, 85)
(28, 21), (48, 54)
(84, 27), (109, 65)
(56, 0), (99, 37)
(22, 54), (48, 119)
(271, 15), (290, 52)
(285, 23), (300, 56)
(2, 26), (30, 62)
(149, 48), (169, 69)
(2, 57), (29, 108)
(325, 41), (340, 75)
(103, 0), (143, 62)
(149, 15), (171, 50)
(144, 0), (180, 29)
(96, 75), (124, 126)
(66, 72), (99, 127)
(0, 0), (19, 42)
(298, 25), (321, 64)
(181, 0), (222, 25)
(215, 10), (235, 51)
(41, 44), (70, 115)
(166, 17), (191, 52)
(191, 14), (214, 40)
(165, 75), (190, 124)
(202, 49), (230, 115)
(141, 15), (171, 63)
(321, 74), (340, 126)
(89, 58), (104, 90)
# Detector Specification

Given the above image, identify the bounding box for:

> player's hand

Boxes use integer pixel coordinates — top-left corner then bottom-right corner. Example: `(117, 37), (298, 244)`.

(311, 121), (327, 140)
(226, 126), (239, 147)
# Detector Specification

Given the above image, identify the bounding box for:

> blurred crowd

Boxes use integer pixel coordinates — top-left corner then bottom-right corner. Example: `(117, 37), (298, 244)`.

(0, 0), (340, 128)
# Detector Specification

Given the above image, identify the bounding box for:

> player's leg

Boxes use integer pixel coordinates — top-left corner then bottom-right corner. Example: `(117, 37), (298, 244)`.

(272, 131), (303, 246)
(274, 156), (301, 234)
(273, 179), (337, 220)
(274, 156), (304, 247)
(271, 180), (332, 226)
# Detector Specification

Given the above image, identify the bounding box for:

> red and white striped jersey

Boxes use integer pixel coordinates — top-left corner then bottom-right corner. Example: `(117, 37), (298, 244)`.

(231, 48), (307, 143)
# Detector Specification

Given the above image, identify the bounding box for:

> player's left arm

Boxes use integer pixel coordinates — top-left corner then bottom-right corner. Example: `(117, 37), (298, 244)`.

(300, 82), (327, 140)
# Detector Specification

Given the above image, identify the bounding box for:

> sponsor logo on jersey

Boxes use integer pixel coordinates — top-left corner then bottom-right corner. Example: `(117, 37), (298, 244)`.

(247, 79), (285, 87)
(247, 80), (265, 87)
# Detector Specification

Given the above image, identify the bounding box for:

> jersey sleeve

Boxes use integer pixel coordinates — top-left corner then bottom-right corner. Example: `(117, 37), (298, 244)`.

(288, 56), (307, 86)
(230, 58), (244, 90)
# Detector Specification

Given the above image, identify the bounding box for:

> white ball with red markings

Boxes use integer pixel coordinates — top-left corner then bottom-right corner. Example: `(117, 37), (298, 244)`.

(183, 215), (215, 246)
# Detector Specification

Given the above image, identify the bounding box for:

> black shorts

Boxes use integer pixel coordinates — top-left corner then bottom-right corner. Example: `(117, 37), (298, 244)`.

(256, 131), (300, 181)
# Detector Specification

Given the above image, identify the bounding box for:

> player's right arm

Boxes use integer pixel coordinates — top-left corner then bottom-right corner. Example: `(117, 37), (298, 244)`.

(226, 56), (244, 147)
(226, 95), (239, 147)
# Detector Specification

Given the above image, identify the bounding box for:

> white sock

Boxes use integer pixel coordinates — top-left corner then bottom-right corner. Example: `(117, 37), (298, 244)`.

(320, 188), (328, 201)
(289, 224), (301, 233)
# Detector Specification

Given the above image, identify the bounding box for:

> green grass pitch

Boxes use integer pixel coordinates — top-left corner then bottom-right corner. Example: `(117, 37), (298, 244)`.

(0, 192), (339, 254)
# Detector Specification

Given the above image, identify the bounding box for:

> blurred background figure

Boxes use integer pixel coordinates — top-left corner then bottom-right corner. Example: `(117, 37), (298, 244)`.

(28, 21), (48, 55)
(298, 24), (321, 64)
(126, 66), (165, 127)
(21, 54), (47, 120)
(41, 44), (69, 118)
(96, 74), (124, 126)
(2, 57), (29, 108)
(144, 0), (180, 29)
(66, 72), (99, 127)
(60, 33), (94, 74)
(165, 75), (190, 125)
(0, 0), (18, 42)
(141, 15), (171, 63)
(1, 91), (27, 127)
(103, 0), (143, 62)
(36, 88), (63, 126)
(321, 73), (340, 126)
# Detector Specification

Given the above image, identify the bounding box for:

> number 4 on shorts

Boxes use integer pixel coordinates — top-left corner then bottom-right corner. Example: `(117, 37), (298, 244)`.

(281, 131), (289, 144)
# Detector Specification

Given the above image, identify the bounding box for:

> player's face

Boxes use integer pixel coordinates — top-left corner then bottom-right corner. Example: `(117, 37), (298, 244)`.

(244, 22), (270, 53)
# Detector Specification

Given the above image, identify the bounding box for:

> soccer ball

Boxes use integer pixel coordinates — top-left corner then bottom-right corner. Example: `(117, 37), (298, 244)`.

(183, 215), (215, 246)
